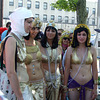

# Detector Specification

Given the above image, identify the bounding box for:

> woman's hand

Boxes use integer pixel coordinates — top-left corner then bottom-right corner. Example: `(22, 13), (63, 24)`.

(91, 85), (97, 100)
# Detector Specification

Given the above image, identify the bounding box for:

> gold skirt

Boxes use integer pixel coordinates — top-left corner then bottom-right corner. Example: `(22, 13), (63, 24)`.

(44, 69), (61, 100)
(19, 79), (46, 100)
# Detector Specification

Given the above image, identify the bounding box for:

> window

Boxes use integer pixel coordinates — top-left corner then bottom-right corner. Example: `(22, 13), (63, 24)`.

(35, 14), (39, 18)
(87, 18), (89, 25)
(35, 1), (40, 9)
(43, 14), (47, 21)
(51, 3), (55, 10)
(18, 0), (23, 7)
(58, 9), (62, 11)
(51, 15), (55, 20)
(43, 2), (47, 10)
(92, 18), (95, 25)
(58, 16), (62, 23)
(65, 16), (69, 23)
(92, 8), (95, 14)
(27, 1), (31, 9)
(86, 7), (89, 14)
(98, 41), (100, 47)
(72, 17), (75, 24)
(9, 0), (14, 6)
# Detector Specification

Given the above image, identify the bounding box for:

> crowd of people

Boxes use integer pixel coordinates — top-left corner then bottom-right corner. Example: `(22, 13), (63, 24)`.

(0, 7), (98, 100)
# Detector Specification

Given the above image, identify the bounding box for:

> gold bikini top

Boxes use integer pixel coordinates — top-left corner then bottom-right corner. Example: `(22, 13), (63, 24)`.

(41, 47), (61, 63)
(71, 48), (93, 64)
(25, 43), (42, 65)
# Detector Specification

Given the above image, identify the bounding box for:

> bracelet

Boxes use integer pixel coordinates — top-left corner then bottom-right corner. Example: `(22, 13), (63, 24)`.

(62, 85), (67, 89)
(94, 80), (98, 85)
(64, 89), (68, 93)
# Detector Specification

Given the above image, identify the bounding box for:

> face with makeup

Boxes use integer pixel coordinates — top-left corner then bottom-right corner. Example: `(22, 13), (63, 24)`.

(46, 27), (56, 40)
(77, 31), (87, 44)
(30, 27), (40, 39)
(24, 17), (33, 33)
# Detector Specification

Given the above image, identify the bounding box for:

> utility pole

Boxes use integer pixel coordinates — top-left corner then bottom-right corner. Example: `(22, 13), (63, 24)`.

(0, 0), (3, 27)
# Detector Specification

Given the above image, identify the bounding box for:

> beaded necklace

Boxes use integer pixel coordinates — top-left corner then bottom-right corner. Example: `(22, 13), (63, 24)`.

(45, 43), (57, 88)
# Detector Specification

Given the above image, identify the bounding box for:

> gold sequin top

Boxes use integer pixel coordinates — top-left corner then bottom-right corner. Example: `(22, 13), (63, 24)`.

(71, 48), (93, 64)
(41, 47), (61, 63)
(25, 42), (42, 64)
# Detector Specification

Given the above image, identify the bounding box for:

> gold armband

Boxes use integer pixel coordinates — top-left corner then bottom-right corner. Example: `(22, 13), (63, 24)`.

(64, 89), (68, 93)
(94, 80), (98, 85)
(62, 85), (67, 89)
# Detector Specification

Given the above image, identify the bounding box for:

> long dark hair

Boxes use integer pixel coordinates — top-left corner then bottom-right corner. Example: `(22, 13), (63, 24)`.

(71, 27), (91, 48)
(23, 33), (30, 40)
(41, 26), (58, 49)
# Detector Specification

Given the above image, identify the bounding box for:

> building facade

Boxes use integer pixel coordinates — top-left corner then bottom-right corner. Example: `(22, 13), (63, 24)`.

(3, 0), (98, 30)
(3, 0), (100, 56)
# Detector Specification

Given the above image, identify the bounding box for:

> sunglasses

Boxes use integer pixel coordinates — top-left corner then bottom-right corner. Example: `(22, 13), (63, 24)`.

(58, 33), (62, 36)
(70, 37), (72, 39)
(63, 37), (69, 40)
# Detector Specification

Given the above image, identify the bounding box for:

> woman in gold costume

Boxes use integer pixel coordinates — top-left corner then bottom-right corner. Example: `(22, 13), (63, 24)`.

(39, 20), (62, 100)
(24, 18), (46, 100)
(63, 24), (98, 100)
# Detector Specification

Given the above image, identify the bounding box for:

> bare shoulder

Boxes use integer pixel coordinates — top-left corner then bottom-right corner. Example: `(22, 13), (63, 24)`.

(36, 41), (41, 48)
(67, 46), (73, 54)
(90, 46), (96, 52)
(89, 46), (97, 55)
(58, 45), (62, 51)
(5, 37), (16, 50)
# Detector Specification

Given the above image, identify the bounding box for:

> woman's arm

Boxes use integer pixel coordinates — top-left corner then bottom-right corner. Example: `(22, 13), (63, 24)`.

(91, 46), (98, 100)
(64, 47), (71, 89)
(4, 37), (23, 100)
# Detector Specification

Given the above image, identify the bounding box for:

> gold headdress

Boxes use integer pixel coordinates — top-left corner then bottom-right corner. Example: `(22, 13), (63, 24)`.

(32, 18), (42, 28)
(46, 20), (57, 29)
(72, 24), (91, 46)
(58, 31), (70, 45)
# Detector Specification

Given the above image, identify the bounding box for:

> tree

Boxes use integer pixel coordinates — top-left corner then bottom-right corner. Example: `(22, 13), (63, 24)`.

(52, 0), (88, 24)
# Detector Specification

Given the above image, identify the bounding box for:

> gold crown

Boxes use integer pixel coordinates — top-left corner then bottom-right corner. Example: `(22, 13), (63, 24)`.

(72, 24), (91, 46)
(58, 31), (70, 45)
(32, 18), (42, 28)
(46, 20), (56, 29)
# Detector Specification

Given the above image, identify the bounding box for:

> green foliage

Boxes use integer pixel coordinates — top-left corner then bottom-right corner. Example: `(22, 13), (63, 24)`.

(51, 0), (78, 11)
(98, 76), (100, 85)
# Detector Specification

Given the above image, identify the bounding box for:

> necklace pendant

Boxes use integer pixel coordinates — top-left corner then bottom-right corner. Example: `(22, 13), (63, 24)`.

(32, 65), (35, 75)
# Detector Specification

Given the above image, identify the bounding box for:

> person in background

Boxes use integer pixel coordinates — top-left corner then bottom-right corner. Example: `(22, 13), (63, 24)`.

(35, 31), (44, 42)
(1, 7), (33, 100)
(58, 31), (70, 100)
(24, 18), (46, 100)
(0, 27), (8, 43)
(1, 26), (11, 41)
(6, 22), (11, 28)
(59, 32), (70, 57)
(64, 24), (98, 100)
(69, 29), (74, 44)
(0, 22), (11, 43)
(39, 20), (62, 100)
(57, 29), (64, 42)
